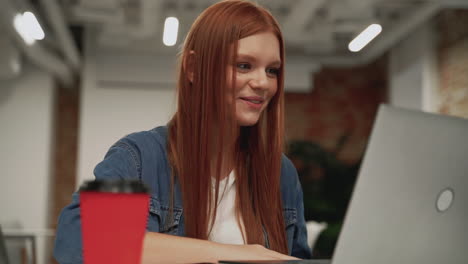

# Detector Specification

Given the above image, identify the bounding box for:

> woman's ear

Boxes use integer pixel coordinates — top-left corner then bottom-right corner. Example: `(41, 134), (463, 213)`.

(183, 50), (196, 83)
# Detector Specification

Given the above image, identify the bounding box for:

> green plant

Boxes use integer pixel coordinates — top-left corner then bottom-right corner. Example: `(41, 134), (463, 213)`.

(287, 140), (360, 258)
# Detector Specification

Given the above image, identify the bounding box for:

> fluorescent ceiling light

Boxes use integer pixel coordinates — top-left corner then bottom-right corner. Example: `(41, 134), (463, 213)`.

(14, 14), (35, 45)
(348, 24), (382, 52)
(163, 17), (179, 47)
(23, 12), (45, 40)
(13, 11), (45, 45)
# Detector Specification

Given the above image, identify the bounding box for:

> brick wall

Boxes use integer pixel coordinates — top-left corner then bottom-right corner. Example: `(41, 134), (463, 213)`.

(437, 9), (468, 118)
(49, 81), (80, 264)
(285, 56), (388, 165)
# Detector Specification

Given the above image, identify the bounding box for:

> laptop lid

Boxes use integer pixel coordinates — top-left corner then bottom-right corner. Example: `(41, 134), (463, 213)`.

(332, 105), (468, 264)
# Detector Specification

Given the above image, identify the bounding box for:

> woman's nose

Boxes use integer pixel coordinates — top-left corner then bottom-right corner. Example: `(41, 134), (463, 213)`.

(248, 69), (268, 90)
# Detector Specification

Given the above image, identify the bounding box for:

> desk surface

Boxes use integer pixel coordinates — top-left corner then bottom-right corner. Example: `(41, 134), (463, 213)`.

(219, 260), (331, 264)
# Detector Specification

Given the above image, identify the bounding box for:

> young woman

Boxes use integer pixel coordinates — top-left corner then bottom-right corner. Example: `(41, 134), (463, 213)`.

(54, 0), (311, 263)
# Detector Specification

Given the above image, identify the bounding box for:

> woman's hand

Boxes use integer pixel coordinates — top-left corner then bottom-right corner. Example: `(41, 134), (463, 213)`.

(213, 243), (299, 262)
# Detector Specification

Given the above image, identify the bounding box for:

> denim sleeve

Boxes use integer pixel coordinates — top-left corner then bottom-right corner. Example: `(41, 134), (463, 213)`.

(53, 142), (140, 264)
(291, 173), (313, 259)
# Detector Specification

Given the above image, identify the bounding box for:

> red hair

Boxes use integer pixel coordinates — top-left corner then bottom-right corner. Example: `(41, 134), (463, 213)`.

(168, 0), (287, 253)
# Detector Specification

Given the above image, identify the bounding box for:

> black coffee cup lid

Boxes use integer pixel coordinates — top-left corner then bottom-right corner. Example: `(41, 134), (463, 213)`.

(79, 179), (150, 194)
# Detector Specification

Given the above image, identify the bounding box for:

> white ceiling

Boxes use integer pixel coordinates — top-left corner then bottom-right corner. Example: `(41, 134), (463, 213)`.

(2, 0), (467, 84)
(62, 0), (438, 57)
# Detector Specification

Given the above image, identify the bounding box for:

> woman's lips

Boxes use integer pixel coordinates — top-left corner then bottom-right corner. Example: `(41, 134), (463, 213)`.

(239, 97), (264, 110)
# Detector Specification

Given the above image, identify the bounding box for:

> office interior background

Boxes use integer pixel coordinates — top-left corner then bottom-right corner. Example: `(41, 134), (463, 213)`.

(1, 0), (468, 263)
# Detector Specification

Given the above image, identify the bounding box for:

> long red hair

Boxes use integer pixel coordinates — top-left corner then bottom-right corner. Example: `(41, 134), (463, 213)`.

(167, 0), (287, 253)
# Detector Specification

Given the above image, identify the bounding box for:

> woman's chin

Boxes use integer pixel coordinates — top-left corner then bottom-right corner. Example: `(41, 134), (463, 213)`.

(236, 117), (260, 127)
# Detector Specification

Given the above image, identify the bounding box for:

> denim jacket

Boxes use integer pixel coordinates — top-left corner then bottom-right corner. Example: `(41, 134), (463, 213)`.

(54, 126), (312, 264)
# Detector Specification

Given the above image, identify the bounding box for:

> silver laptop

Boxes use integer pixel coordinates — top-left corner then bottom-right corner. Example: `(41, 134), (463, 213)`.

(222, 105), (467, 264)
(331, 104), (468, 264)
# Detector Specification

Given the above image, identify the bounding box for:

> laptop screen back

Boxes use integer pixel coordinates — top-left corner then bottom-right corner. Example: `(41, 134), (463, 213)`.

(332, 105), (468, 264)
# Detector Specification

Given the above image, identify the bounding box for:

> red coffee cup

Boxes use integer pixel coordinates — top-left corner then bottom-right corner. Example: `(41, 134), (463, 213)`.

(79, 179), (150, 264)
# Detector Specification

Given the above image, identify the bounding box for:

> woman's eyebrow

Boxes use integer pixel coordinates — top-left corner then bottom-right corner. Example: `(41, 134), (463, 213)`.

(237, 53), (281, 66)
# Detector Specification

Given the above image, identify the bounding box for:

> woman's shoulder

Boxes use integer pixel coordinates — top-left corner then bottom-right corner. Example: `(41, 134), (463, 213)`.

(280, 154), (298, 179)
(280, 153), (295, 169)
(105, 126), (170, 167)
(117, 126), (169, 151)
(93, 126), (171, 188)
(280, 154), (301, 190)
(280, 154), (303, 211)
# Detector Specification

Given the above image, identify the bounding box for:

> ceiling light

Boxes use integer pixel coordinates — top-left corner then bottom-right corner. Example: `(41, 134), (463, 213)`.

(348, 24), (382, 52)
(13, 11), (45, 45)
(23, 12), (45, 40)
(163, 17), (179, 47)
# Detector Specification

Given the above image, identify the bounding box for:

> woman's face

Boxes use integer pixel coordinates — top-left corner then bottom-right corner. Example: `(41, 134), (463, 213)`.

(229, 32), (281, 126)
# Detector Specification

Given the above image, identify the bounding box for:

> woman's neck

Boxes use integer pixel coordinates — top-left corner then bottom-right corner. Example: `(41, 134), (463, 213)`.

(211, 137), (237, 180)
(210, 147), (235, 180)
(208, 124), (242, 180)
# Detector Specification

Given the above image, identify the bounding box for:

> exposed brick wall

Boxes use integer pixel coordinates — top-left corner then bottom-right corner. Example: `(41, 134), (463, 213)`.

(285, 56), (388, 165)
(437, 9), (468, 118)
(49, 81), (80, 264)
(50, 82), (80, 229)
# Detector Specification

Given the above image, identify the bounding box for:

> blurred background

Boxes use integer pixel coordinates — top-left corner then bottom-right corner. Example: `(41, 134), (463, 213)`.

(1, 0), (467, 263)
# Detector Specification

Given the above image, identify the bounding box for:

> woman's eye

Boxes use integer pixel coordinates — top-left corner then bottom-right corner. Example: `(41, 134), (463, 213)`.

(237, 63), (251, 70)
(266, 68), (280, 76)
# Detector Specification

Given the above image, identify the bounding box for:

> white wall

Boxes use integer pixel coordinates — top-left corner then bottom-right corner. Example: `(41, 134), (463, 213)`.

(388, 21), (438, 112)
(0, 63), (55, 264)
(76, 29), (177, 186)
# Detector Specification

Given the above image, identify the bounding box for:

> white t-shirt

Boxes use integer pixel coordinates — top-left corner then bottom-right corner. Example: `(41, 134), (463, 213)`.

(207, 171), (246, 245)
